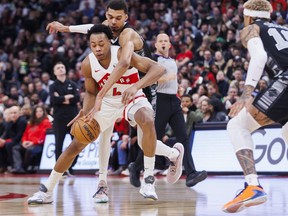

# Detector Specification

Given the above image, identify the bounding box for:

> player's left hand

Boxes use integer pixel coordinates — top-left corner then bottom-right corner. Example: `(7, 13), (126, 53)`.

(228, 96), (252, 118)
(122, 86), (138, 105)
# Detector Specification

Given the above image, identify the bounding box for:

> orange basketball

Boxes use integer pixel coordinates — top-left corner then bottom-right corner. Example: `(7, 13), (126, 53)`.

(71, 117), (100, 144)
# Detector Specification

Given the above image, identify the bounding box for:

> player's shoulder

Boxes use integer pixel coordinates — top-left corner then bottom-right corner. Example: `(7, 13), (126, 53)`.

(81, 56), (92, 76)
(119, 27), (140, 39)
(240, 24), (260, 47)
(82, 55), (91, 67)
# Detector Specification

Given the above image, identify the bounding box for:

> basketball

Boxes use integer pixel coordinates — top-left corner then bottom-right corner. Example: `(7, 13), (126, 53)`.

(71, 117), (100, 144)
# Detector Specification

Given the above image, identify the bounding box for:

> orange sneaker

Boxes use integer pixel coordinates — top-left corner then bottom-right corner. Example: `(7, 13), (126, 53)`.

(222, 183), (267, 213)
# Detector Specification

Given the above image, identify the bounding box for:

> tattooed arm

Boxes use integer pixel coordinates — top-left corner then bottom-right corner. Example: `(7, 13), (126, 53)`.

(229, 24), (267, 117)
(240, 24), (260, 48)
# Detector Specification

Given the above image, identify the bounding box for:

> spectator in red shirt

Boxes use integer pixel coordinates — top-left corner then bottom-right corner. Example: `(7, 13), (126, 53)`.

(176, 42), (193, 68)
(12, 105), (52, 173)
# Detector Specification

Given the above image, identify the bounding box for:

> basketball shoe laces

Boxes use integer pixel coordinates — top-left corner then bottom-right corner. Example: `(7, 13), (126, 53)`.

(169, 161), (176, 174)
(234, 183), (263, 200)
(93, 185), (108, 198)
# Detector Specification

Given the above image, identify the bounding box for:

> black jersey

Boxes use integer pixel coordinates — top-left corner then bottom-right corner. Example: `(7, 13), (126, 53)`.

(111, 22), (155, 104)
(111, 22), (151, 59)
(254, 20), (288, 78)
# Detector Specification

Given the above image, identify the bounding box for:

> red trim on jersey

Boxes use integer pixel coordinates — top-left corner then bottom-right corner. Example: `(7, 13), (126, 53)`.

(123, 94), (146, 120)
(98, 72), (139, 89)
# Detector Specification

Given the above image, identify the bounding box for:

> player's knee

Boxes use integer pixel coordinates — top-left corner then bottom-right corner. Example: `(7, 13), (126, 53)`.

(227, 117), (237, 135)
(227, 108), (261, 134)
(135, 107), (154, 127)
(281, 122), (288, 145)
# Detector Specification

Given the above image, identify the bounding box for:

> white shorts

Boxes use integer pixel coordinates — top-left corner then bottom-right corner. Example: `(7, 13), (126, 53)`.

(94, 95), (152, 132)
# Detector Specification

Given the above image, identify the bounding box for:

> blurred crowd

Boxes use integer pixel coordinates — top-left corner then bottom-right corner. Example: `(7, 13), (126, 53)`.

(0, 0), (287, 174)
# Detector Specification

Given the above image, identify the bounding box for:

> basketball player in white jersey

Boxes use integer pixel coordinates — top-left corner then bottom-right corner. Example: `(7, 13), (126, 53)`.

(27, 24), (184, 204)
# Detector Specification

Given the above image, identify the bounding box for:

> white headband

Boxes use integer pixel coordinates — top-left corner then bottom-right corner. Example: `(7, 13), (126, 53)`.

(243, 8), (271, 19)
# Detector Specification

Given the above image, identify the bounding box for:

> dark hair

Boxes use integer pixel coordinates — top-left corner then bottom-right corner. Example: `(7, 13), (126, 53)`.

(54, 61), (65, 66)
(29, 105), (47, 126)
(181, 94), (193, 102)
(87, 24), (113, 41)
(106, 0), (128, 14)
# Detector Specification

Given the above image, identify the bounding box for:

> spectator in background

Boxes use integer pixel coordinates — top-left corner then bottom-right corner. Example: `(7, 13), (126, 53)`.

(207, 81), (222, 100)
(12, 105), (52, 174)
(41, 72), (54, 93)
(0, 108), (11, 173)
(214, 51), (227, 71)
(9, 86), (24, 106)
(196, 83), (208, 97)
(256, 78), (268, 93)
(203, 49), (214, 68)
(0, 106), (27, 173)
(0, 112), (5, 137)
(223, 86), (239, 114)
(176, 42), (193, 68)
(109, 118), (130, 175)
(35, 80), (49, 105)
(230, 68), (245, 89)
(226, 55), (245, 80)
(182, 94), (197, 113)
(20, 104), (32, 121)
(216, 70), (230, 97)
(179, 78), (193, 96)
(181, 94), (203, 138)
(200, 98), (227, 122)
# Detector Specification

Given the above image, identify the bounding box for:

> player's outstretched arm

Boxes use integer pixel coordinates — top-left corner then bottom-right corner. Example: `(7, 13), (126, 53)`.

(46, 21), (93, 34)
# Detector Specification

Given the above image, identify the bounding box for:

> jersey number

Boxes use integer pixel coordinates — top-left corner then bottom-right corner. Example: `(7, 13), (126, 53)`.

(268, 28), (288, 51)
(113, 87), (121, 96)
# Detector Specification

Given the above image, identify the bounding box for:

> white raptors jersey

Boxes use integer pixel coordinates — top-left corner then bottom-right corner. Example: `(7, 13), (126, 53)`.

(88, 46), (144, 104)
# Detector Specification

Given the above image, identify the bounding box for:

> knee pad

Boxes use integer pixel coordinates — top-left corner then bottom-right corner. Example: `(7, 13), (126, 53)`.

(281, 122), (288, 145)
(227, 108), (261, 152)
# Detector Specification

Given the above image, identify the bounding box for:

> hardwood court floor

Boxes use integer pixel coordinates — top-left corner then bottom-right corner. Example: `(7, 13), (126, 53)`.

(0, 174), (287, 216)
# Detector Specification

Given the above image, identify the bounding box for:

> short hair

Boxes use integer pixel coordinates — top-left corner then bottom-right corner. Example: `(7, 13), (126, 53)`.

(106, 0), (128, 14)
(87, 24), (113, 41)
(243, 0), (272, 13)
(53, 62), (65, 70)
(182, 94), (193, 102)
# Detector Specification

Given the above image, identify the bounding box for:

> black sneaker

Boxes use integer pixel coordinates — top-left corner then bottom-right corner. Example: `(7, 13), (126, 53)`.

(186, 170), (207, 187)
(128, 162), (141, 187)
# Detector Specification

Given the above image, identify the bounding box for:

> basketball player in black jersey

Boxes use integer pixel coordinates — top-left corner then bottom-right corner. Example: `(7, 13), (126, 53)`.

(223, 0), (288, 213)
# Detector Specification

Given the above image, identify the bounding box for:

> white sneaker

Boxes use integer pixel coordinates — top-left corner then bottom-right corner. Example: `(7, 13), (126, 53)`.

(167, 143), (184, 184)
(93, 180), (109, 203)
(139, 176), (158, 200)
(27, 184), (53, 205)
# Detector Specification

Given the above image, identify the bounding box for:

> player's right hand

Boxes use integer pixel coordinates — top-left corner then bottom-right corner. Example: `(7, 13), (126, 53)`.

(67, 109), (84, 127)
(84, 95), (103, 123)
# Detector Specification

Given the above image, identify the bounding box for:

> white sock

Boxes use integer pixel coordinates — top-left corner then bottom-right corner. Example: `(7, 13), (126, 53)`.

(44, 169), (63, 192)
(98, 128), (113, 183)
(155, 140), (179, 161)
(143, 156), (155, 178)
(245, 174), (259, 186)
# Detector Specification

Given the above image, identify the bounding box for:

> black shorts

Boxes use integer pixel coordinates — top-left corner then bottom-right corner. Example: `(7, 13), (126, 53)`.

(253, 73), (288, 125)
